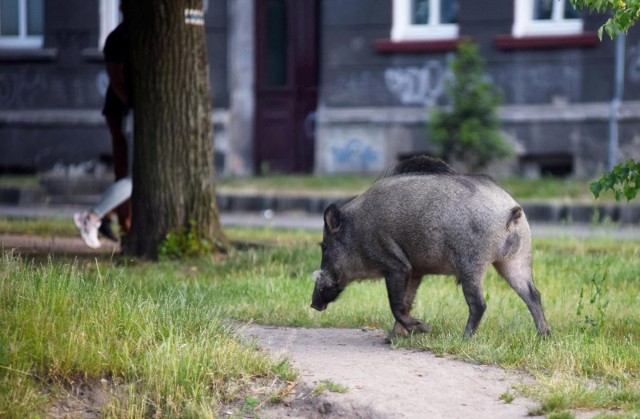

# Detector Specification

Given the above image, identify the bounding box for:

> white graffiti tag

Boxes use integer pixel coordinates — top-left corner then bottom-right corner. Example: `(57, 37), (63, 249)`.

(384, 60), (452, 106)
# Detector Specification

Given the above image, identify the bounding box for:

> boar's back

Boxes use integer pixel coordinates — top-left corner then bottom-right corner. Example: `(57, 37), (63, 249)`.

(386, 156), (455, 177)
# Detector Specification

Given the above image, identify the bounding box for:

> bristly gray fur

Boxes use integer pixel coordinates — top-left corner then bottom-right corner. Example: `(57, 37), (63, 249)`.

(382, 156), (455, 179)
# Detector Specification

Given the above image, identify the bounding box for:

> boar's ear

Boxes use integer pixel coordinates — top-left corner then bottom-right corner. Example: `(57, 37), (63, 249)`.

(324, 204), (342, 235)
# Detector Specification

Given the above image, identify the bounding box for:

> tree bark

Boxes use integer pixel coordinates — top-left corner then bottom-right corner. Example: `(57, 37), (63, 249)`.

(124, 0), (228, 259)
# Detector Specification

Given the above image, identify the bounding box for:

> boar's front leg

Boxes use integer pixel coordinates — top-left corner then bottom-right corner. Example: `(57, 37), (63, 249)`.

(385, 272), (430, 337)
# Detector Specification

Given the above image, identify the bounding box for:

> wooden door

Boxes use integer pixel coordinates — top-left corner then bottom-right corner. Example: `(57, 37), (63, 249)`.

(255, 0), (318, 174)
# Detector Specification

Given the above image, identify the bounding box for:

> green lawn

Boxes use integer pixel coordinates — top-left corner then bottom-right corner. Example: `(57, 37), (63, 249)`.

(1, 173), (614, 202)
(1, 224), (639, 417)
(218, 174), (605, 201)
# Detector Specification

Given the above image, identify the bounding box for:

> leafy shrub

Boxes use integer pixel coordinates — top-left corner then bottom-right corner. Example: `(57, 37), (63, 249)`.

(429, 40), (513, 172)
(590, 159), (640, 202)
(158, 220), (214, 260)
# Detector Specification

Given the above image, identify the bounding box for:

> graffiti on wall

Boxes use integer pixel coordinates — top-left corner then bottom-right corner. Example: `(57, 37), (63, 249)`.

(492, 64), (580, 103)
(327, 71), (385, 105)
(96, 70), (109, 98)
(331, 138), (380, 172)
(0, 70), (46, 109)
(384, 60), (452, 106)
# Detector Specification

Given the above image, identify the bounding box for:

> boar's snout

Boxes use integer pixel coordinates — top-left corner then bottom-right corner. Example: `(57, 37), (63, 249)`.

(310, 301), (328, 311)
(311, 270), (342, 312)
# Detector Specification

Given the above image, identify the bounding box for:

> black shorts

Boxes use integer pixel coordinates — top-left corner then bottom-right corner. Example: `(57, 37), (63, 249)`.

(102, 88), (130, 117)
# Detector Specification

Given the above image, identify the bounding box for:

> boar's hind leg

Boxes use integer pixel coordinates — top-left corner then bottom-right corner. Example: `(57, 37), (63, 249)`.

(493, 259), (551, 337)
(385, 273), (430, 336)
(460, 274), (488, 339)
(391, 274), (429, 337)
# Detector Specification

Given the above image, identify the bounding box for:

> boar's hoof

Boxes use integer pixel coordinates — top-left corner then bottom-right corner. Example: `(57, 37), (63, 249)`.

(410, 320), (432, 333)
(391, 322), (409, 338)
(389, 320), (431, 339)
(538, 328), (552, 338)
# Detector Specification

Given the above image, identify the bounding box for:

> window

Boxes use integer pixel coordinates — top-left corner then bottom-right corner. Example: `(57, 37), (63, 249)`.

(391, 0), (459, 42)
(99, 0), (120, 48)
(0, 0), (43, 48)
(513, 0), (582, 37)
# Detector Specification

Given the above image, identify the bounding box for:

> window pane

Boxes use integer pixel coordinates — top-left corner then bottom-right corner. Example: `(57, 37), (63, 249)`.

(412, 0), (429, 25)
(27, 0), (43, 35)
(440, 0), (458, 24)
(265, 0), (287, 86)
(0, 0), (19, 36)
(564, 0), (581, 19)
(533, 0), (552, 20)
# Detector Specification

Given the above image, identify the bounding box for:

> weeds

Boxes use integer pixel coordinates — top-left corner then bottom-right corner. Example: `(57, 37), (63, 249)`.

(158, 219), (217, 259)
(500, 391), (515, 403)
(313, 380), (348, 396)
(576, 270), (609, 335)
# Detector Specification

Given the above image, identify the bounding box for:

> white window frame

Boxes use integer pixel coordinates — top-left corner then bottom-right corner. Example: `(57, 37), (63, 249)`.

(512, 0), (582, 38)
(0, 0), (43, 48)
(99, 0), (121, 48)
(391, 0), (459, 42)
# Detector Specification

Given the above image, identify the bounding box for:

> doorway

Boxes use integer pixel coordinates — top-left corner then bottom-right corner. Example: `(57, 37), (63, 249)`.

(254, 0), (319, 174)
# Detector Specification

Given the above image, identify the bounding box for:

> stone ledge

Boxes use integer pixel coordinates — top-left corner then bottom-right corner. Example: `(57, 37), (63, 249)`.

(2, 187), (638, 224)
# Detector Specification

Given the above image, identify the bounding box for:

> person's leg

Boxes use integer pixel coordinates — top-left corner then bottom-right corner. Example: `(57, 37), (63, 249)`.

(105, 114), (132, 235)
(106, 114), (129, 180)
(74, 177), (132, 249)
(91, 177), (132, 219)
(99, 212), (119, 242)
(115, 199), (132, 233)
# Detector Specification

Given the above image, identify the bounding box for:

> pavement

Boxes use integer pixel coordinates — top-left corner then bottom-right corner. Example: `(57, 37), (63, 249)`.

(1, 188), (640, 255)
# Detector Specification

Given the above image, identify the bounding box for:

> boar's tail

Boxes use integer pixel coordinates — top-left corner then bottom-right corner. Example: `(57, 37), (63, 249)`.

(506, 206), (523, 231)
(384, 155), (455, 179)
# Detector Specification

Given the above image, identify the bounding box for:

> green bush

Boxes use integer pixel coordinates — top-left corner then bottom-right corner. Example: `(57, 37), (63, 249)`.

(429, 40), (512, 172)
(590, 159), (640, 202)
(158, 219), (215, 260)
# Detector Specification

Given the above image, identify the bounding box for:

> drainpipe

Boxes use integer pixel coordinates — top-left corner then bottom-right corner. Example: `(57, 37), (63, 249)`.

(608, 34), (625, 170)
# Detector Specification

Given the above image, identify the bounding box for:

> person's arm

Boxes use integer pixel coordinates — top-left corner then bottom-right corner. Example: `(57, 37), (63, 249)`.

(106, 61), (129, 105)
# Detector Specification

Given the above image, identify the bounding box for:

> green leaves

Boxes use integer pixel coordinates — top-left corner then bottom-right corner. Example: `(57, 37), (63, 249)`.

(429, 40), (512, 171)
(590, 159), (640, 201)
(570, 0), (640, 39)
(158, 219), (217, 260)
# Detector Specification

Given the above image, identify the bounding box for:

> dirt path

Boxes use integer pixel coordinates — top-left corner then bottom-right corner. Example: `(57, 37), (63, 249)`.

(240, 325), (539, 418)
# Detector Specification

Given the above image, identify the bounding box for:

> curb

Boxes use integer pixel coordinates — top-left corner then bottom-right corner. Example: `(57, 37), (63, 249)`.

(2, 187), (639, 225)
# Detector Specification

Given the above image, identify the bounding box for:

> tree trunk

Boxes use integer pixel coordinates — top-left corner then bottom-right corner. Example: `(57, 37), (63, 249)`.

(125, 0), (228, 259)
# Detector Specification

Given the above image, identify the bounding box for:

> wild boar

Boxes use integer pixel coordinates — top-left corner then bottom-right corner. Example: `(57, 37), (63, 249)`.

(311, 156), (551, 339)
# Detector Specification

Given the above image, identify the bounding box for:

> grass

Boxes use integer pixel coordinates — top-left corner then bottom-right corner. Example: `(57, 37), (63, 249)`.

(0, 175), (40, 188)
(1, 173), (618, 201)
(218, 174), (376, 195)
(139, 235), (640, 416)
(1, 221), (640, 416)
(219, 174), (616, 201)
(0, 251), (297, 417)
(0, 217), (78, 237)
(313, 379), (349, 396)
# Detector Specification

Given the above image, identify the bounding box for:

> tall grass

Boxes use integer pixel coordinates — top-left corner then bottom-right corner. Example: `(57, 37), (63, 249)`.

(0, 252), (295, 417)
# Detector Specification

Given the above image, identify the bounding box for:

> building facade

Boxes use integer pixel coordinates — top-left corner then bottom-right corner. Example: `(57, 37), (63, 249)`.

(1, 0), (639, 178)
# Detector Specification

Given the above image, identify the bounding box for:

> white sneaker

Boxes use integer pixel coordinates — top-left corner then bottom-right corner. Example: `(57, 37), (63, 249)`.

(73, 212), (102, 249)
